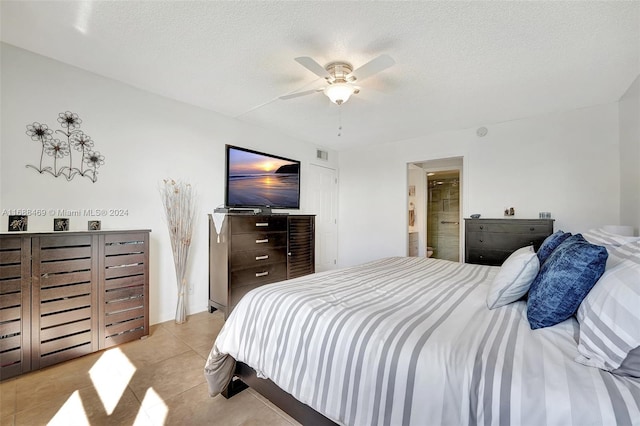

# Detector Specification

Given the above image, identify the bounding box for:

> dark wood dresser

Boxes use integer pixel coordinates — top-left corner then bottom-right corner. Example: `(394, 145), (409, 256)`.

(0, 230), (150, 380)
(208, 214), (315, 318)
(465, 218), (554, 266)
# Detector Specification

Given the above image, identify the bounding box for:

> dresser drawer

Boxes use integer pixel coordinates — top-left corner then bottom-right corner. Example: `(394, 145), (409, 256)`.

(231, 232), (287, 252)
(466, 231), (546, 250)
(230, 248), (287, 270)
(466, 222), (552, 234)
(467, 249), (513, 266)
(230, 216), (287, 234)
(230, 262), (287, 287)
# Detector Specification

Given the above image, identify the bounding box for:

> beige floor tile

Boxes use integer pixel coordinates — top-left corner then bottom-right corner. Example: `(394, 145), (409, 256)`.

(162, 312), (225, 350)
(0, 414), (14, 426)
(14, 352), (102, 412)
(191, 342), (215, 360)
(14, 385), (143, 426)
(0, 378), (16, 417)
(128, 351), (206, 403)
(77, 386), (143, 425)
(173, 329), (220, 351)
(14, 387), (85, 426)
(160, 311), (222, 332)
(117, 325), (192, 368)
(145, 382), (295, 426)
(246, 388), (300, 425)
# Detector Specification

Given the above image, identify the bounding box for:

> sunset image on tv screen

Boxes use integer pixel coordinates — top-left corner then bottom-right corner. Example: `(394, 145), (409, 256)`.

(227, 147), (300, 208)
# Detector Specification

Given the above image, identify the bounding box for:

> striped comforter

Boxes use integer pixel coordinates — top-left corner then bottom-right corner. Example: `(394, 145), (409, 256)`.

(205, 257), (640, 425)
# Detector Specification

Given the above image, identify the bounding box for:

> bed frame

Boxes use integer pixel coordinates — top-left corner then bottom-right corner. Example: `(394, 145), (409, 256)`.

(222, 361), (338, 426)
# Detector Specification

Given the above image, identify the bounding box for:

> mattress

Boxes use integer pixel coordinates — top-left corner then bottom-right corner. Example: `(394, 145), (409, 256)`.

(205, 257), (640, 425)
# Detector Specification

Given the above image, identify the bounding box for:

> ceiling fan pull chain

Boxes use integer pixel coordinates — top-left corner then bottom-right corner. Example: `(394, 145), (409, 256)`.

(338, 107), (342, 137)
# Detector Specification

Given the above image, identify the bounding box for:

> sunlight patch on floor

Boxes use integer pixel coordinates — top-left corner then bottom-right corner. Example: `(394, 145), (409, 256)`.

(137, 387), (168, 424)
(89, 348), (137, 415)
(48, 390), (90, 426)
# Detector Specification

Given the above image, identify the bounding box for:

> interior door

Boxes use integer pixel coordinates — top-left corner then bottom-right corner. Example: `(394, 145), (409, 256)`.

(307, 164), (338, 271)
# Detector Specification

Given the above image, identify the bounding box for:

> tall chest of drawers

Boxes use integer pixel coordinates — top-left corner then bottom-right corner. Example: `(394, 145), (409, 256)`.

(208, 214), (315, 318)
(465, 218), (554, 266)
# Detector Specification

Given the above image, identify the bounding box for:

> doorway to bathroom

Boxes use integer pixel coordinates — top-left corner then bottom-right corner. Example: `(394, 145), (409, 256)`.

(407, 157), (463, 262)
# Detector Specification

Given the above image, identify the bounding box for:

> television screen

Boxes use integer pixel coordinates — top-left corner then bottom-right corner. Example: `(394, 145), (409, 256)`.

(225, 145), (300, 209)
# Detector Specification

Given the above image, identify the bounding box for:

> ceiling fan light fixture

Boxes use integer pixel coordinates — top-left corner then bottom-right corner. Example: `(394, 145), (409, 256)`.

(324, 83), (355, 105)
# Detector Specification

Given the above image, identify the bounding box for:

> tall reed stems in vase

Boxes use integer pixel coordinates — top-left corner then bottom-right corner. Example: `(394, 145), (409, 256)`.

(161, 179), (196, 324)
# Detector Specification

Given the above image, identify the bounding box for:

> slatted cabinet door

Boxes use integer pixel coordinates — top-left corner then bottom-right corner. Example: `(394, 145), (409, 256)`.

(287, 216), (315, 279)
(100, 232), (149, 349)
(0, 236), (31, 380)
(31, 235), (98, 369)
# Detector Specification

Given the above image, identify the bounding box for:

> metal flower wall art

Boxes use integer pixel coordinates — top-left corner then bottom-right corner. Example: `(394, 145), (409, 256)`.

(25, 111), (105, 183)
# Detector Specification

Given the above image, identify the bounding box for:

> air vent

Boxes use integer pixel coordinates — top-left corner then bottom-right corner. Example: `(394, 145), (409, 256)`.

(316, 149), (328, 161)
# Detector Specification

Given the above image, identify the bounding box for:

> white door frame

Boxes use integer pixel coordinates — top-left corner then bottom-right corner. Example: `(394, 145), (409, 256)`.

(407, 157), (464, 262)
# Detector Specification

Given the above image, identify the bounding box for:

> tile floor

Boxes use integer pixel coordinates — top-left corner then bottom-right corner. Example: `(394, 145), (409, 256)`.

(0, 311), (300, 425)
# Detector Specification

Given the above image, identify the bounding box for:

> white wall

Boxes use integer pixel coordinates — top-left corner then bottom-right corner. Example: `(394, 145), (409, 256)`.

(619, 75), (640, 235)
(0, 44), (337, 324)
(338, 103), (621, 267)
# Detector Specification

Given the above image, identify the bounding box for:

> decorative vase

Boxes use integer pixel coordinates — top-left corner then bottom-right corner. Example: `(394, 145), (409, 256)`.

(175, 285), (187, 324)
(160, 179), (195, 325)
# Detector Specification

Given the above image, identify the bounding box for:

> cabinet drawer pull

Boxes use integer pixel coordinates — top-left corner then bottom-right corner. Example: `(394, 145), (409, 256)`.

(255, 271), (269, 278)
(256, 223), (269, 227)
(479, 225), (484, 230)
(530, 227), (535, 231)
(256, 238), (269, 244)
(255, 255), (269, 260)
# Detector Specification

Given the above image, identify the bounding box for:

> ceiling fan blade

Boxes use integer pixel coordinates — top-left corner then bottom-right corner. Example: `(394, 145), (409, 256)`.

(294, 57), (331, 79)
(347, 54), (395, 81)
(279, 88), (322, 100)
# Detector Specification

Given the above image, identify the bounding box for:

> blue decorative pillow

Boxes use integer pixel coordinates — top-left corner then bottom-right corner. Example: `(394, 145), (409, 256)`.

(527, 234), (608, 329)
(537, 230), (571, 264)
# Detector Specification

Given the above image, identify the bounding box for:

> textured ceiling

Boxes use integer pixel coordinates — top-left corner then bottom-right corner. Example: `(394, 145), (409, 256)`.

(1, 1), (639, 151)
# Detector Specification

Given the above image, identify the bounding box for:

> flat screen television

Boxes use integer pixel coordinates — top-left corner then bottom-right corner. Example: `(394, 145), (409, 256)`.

(225, 145), (300, 210)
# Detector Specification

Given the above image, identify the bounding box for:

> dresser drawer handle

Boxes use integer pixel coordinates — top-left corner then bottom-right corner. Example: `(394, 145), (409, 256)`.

(479, 226), (484, 230)
(479, 239), (484, 243)
(256, 223), (269, 227)
(255, 271), (269, 278)
(255, 255), (269, 260)
(256, 238), (269, 244)
(530, 227), (535, 231)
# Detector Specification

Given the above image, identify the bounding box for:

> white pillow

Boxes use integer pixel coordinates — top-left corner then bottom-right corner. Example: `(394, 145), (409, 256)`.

(575, 241), (640, 377)
(486, 245), (539, 309)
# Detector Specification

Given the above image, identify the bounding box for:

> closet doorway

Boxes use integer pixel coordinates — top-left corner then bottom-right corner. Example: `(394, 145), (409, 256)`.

(407, 157), (463, 262)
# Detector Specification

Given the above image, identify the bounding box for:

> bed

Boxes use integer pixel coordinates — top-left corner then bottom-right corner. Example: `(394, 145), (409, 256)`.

(205, 239), (640, 425)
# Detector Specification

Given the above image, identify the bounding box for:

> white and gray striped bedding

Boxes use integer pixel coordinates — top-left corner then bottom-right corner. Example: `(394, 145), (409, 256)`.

(205, 257), (640, 426)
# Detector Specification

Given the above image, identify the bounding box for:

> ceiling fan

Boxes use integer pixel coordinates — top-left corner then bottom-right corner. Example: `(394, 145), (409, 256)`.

(280, 54), (395, 105)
